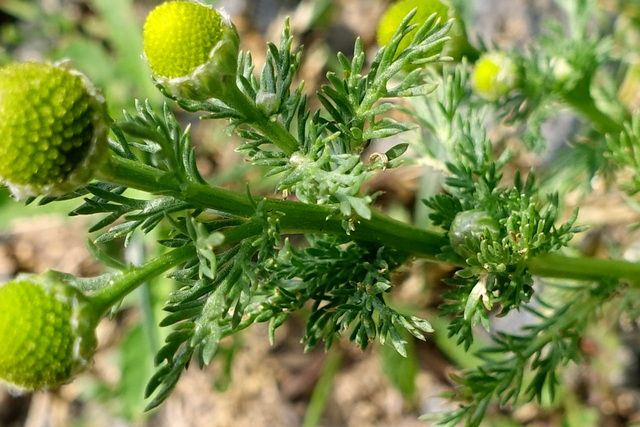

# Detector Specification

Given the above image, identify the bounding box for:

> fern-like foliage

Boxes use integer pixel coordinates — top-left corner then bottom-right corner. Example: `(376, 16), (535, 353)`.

(429, 279), (618, 427)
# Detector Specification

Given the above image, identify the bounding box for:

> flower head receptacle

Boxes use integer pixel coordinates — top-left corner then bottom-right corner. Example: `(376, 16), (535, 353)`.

(0, 273), (100, 391)
(471, 51), (520, 101)
(143, 0), (240, 101)
(0, 62), (108, 199)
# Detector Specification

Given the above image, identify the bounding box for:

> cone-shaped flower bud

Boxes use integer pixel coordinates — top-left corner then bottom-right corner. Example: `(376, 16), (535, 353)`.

(0, 62), (108, 199)
(471, 52), (520, 101)
(143, 0), (240, 101)
(0, 273), (100, 390)
(450, 210), (501, 259)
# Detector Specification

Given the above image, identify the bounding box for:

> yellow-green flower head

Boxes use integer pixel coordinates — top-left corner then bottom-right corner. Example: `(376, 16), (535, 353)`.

(0, 62), (108, 199)
(0, 273), (99, 390)
(143, 1), (240, 100)
(471, 52), (520, 101)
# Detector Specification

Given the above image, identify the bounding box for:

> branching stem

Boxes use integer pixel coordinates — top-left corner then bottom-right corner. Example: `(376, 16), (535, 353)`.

(89, 244), (195, 314)
(96, 154), (640, 286)
(560, 84), (625, 135)
(97, 154), (448, 258)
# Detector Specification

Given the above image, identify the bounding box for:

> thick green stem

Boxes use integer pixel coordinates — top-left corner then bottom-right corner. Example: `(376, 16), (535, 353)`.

(96, 155), (640, 286)
(89, 244), (194, 314)
(526, 253), (640, 283)
(561, 84), (625, 135)
(97, 155), (448, 258)
(85, 219), (266, 316)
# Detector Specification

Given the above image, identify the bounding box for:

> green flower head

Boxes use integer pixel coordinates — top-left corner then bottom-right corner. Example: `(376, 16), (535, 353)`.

(471, 52), (520, 101)
(0, 62), (108, 199)
(0, 273), (99, 390)
(143, 0), (240, 100)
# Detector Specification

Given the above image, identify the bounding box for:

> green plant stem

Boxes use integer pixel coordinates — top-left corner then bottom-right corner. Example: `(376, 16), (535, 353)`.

(96, 155), (448, 258)
(561, 84), (624, 135)
(139, 281), (161, 354)
(96, 155), (640, 286)
(302, 348), (342, 427)
(223, 83), (298, 155)
(526, 253), (640, 283)
(86, 220), (263, 316)
(89, 244), (194, 314)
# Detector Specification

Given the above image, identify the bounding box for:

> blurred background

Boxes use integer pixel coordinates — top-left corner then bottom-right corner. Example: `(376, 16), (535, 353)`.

(0, 0), (639, 426)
